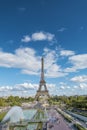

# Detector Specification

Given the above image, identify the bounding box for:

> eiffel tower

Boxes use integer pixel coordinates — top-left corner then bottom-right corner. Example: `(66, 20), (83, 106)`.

(35, 57), (50, 100)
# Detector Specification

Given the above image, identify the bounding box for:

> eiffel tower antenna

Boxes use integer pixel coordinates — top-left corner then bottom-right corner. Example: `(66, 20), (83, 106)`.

(41, 57), (44, 81)
(35, 57), (50, 100)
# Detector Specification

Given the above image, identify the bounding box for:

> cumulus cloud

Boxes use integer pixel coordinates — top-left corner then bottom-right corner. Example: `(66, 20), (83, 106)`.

(59, 84), (70, 90)
(43, 48), (67, 78)
(79, 83), (87, 89)
(0, 81), (86, 96)
(72, 86), (78, 89)
(0, 83), (56, 96)
(60, 49), (75, 56)
(21, 31), (55, 43)
(32, 32), (54, 41)
(71, 75), (87, 83)
(64, 67), (76, 73)
(21, 70), (39, 75)
(46, 65), (67, 78)
(0, 46), (87, 80)
(64, 54), (87, 72)
(0, 86), (13, 92)
(70, 75), (87, 91)
(60, 86), (65, 89)
(58, 82), (87, 96)
(69, 54), (87, 69)
(0, 83), (37, 93)
(32, 32), (46, 41)
(0, 47), (67, 78)
(21, 35), (31, 43)
(0, 47), (41, 75)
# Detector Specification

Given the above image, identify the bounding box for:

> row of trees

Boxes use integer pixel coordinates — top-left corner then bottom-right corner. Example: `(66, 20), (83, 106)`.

(0, 95), (87, 110)
(48, 95), (87, 110)
(0, 96), (34, 107)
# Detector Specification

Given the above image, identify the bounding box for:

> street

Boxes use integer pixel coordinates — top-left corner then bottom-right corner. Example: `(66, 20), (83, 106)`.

(47, 108), (72, 130)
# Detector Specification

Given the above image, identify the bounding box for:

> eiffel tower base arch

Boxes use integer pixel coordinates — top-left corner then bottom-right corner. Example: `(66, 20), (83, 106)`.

(35, 90), (50, 101)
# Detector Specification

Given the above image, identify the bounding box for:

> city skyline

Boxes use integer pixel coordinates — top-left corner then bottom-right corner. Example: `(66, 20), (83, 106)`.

(0, 0), (87, 96)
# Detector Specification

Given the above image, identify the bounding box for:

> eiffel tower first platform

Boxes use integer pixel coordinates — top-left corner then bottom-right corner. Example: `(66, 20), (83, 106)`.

(35, 57), (50, 100)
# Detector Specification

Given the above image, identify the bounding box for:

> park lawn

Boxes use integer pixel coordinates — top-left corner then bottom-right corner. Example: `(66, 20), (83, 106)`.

(0, 112), (7, 122)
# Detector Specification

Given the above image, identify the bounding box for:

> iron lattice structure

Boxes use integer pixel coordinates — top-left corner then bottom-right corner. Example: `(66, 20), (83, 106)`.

(35, 57), (50, 100)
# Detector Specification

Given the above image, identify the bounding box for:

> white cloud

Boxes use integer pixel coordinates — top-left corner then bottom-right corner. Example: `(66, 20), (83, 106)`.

(32, 32), (54, 41)
(58, 27), (67, 32)
(21, 31), (55, 43)
(69, 54), (87, 69)
(32, 32), (46, 41)
(73, 85), (78, 89)
(60, 49), (75, 56)
(21, 70), (39, 75)
(15, 83), (36, 90)
(0, 82), (86, 97)
(45, 64), (67, 78)
(59, 84), (70, 90)
(0, 86), (13, 92)
(0, 83), (56, 96)
(21, 35), (31, 43)
(79, 83), (87, 89)
(44, 48), (58, 68)
(0, 47), (41, 75)
(64, 67), (76, 73)
(0, 46), (87, 79)
(0, 83), (37, 93)
(59, 82), (66, 85)
(71, 75), (87, 83)
(64, 54), (87, 72)
(60, 86), (65, 89)
(43, 48), (67, 78)
(0, 47), (67, 78)
(58, 82), (87, 96)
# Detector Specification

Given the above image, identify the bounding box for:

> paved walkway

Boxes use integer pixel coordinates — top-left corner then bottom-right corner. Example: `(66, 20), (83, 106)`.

(47, 109), (72, 130)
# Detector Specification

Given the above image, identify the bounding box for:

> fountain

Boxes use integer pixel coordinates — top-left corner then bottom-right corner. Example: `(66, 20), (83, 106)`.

(2, 106), (24, 123)
(1, 105), (48, 130)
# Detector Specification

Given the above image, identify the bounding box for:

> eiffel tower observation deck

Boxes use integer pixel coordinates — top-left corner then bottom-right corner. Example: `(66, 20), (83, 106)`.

(35, 57), (50, 100)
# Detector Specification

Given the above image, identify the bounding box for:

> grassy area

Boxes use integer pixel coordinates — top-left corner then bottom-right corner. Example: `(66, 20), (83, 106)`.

(0, 112), (7, 122)
(31, 109), (44, 130)
(56, 109), (73, 123)
(63, 114), (72, 123)
(33, 109), (45, 120)
(74, 123), (86, 130)
(36, 122), (43, 130)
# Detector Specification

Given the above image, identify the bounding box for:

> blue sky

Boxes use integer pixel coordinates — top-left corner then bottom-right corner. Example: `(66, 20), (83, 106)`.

(0, 0), (87, 97)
